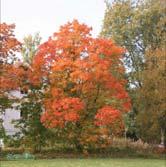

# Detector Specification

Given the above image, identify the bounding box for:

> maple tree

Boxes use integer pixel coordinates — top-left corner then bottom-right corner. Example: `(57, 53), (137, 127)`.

(30, 20), (131, 150)
(0, 21), (131, 151)
(0, 23), (23, 107)
(0, 23), (23, 140)
(0, 23), (21, 60)
(0, 28), (53, 151)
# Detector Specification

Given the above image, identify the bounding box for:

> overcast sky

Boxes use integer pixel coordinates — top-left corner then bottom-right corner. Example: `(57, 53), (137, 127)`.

(1, 0), (106, 41)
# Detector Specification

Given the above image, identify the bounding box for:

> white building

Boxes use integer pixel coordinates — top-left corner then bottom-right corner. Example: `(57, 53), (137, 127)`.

(0, 90), (23, 147)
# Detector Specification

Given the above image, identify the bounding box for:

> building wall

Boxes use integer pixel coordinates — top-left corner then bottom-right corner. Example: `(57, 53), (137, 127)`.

(2, 90), (24, 136)
(2, 108), (20, 136)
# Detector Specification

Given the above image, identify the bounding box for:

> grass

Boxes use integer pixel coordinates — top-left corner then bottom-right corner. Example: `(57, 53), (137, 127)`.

(1, 158), (166, 167)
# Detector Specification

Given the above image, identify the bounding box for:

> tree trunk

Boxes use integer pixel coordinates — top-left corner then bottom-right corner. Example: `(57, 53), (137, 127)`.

(74, 139), (83, 152)
(160, 128), (164, 145)
(160, 128), (165, 147)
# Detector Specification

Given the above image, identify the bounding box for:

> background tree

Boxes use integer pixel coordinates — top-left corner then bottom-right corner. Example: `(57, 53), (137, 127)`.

(101, 0), (165, 88)
(21, 33), (41, 65)
(0, 23), (22, 140)
(14, 33), (53, 152)
(0, 23), (22, 99)
(0, 23), (21, 61)
(101, 0), (166, 143)
(137, 47), (166, 145)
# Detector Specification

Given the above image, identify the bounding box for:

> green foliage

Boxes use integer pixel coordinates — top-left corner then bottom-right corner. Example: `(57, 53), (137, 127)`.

(14, 88), (54, 152)
(0, 96), (12, 113)
(12, 33), (54, 152)
(136, 48), (166, 144)
(3, 135), (21, 148)
(0, 119), (6, 139)
(101, 0), (165, 88)
(101, 0), (166, 145)
(124, 111), (138, 140)
(21, 33), (41, 65)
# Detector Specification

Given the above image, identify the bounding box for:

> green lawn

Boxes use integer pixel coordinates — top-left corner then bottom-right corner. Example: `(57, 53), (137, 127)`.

(1, 158), (166, 167)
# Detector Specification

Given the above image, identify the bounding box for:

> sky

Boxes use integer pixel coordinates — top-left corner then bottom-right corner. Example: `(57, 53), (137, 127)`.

(1, 0), (106, 42)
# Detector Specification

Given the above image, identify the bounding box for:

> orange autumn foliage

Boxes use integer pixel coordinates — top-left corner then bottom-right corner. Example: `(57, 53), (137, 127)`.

(0, 23), (21, 59)
(31, 20), (131, 142)
(0, 23), (23, 95)
(0, 64), (25, 92)
(41, 97), (84, 128)
(0, 21), (131, 149)
(95, 106), (122, 126)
